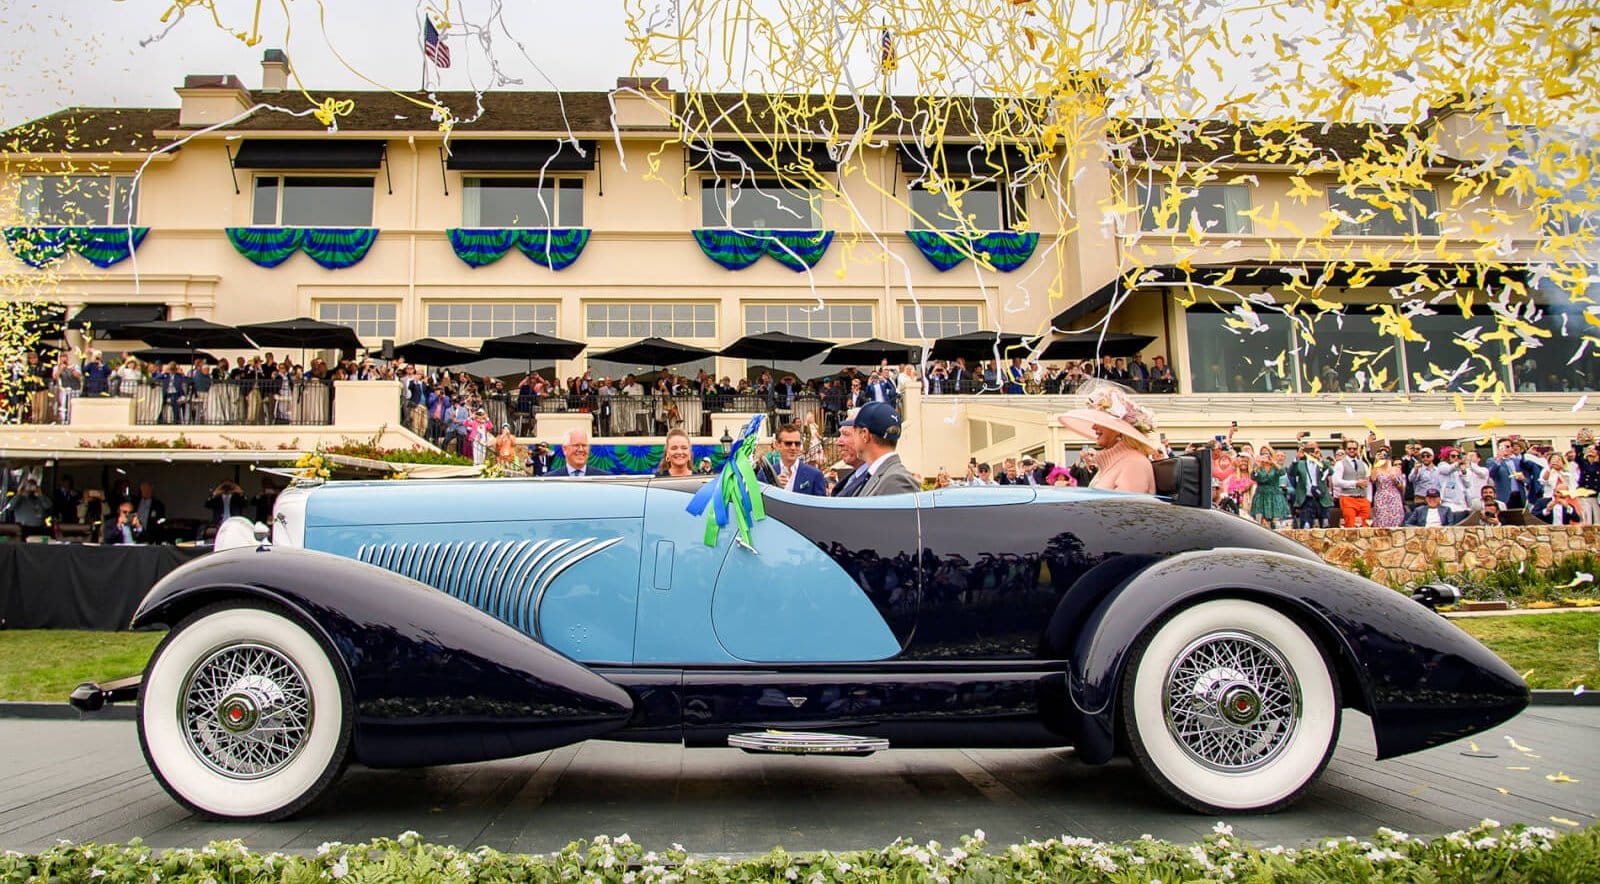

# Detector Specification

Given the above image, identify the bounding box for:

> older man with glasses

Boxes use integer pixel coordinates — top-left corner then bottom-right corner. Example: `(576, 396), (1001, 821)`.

(1407, 447), (1444, 508)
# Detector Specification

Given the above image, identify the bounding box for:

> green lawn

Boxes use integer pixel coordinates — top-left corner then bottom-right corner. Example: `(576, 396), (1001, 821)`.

(1452, 613), (1600, 691)
(0, 630), (166, 703)
(1, 615), (1597, 702)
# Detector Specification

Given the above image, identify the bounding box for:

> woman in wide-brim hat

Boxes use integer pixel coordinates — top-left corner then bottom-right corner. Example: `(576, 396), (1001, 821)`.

(1054, 381), (1159, 493)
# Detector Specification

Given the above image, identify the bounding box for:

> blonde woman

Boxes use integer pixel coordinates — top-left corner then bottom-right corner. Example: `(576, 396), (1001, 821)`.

(1370, 449), (1407, 528)
(656, 428), (696, 477)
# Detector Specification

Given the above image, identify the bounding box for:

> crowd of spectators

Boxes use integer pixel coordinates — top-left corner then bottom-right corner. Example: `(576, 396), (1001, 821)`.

(1, 472), (282, 544)
(1190, 427), (1597, 528)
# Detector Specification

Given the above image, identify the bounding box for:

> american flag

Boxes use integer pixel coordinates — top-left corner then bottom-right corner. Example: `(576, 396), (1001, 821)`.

(424, 18), (451, 68)
(879, 27), (896, 73)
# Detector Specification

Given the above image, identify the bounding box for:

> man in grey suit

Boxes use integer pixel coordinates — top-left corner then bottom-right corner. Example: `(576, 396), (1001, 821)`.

(844, 402), (920, 496)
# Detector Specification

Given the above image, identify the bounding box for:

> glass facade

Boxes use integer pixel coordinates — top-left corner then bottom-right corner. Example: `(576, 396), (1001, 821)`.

(16, 175), (138, 225)
(586, 303), (715, 339)
(1137, 183), (1252, 234)
(1184, 302), (1598, 394)
(426, 303), (557, 339)
(463, 178), (582, 227)
(744, 303), (872, 339)
(909, 180), (1010, 231)
(1328, 187), (1439, 236)
(253, 176), (374, 226)
(701, 179), (817, 228)
(902, 303), (981, 339)
(317, 302), (396, 342)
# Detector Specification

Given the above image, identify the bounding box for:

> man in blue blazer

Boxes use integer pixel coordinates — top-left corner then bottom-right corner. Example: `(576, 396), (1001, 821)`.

(556, 428), (610, 477)
(760, 422), (828, 495)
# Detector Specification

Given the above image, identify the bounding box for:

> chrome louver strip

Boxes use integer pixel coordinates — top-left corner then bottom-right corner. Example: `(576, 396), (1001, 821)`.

(354, 536), (619, 639)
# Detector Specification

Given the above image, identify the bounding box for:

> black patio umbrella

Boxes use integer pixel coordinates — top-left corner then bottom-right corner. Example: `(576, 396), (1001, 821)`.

(593, 336), (717, 368)
(239, 317), (363, 352)
(720, 331), (834, 362)
(129, 348), (219, 365)
(928, 330), (1030, 362)
(1038, 332), (1157, 361)
(126, 318), (257, 351)
(479, 331), (587, 362)
(821, 337), (921, 365)
(392, 337), (480, 365)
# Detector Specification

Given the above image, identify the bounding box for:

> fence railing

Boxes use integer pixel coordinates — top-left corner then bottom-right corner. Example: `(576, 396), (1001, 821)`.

(413, 393), (848, 440)
(126, 378), (333, 426)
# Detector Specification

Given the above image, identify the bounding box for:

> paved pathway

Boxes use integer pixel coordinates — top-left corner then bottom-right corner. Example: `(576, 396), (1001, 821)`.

(2, 709), (1595, 856)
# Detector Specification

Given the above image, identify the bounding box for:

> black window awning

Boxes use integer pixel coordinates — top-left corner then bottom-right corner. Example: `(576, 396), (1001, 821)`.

(687, 141), (838, 175)
(67, 304), (167, 335)
(231, 139), (386, 169)
(445, 139), (598, 171)
(898, 144), (1030, 177)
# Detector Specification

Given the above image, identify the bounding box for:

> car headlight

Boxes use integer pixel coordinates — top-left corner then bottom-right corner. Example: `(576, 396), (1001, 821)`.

(271, 486), (309, 548)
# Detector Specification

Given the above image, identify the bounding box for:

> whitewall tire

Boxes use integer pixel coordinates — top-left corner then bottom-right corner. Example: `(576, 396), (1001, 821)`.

(138, 601), (352, 820)
(1121, 598), (1339, 813)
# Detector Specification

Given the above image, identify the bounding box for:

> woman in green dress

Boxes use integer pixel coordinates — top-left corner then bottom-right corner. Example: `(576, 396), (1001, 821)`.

(1250, 448), (1291, 528)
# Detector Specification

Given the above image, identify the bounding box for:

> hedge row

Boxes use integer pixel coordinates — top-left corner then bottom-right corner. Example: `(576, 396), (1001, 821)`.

(5, 821), (1600, 883)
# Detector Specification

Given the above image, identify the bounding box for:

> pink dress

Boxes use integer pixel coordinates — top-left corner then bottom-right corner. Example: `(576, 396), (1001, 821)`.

(1372, 469), (1406, 527)
(1089, 439), (1157, 493)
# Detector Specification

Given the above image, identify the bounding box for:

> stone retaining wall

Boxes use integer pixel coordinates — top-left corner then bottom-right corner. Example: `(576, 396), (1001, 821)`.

(1281, 526), (1599, 587)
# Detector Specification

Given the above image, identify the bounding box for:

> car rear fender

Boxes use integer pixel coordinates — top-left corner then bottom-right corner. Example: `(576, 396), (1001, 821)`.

(131, 546), (635, 768)
(1064, 548), (1527, 765)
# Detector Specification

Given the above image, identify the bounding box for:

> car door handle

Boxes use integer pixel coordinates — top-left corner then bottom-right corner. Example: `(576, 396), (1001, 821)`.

(654, 540), (673, 590)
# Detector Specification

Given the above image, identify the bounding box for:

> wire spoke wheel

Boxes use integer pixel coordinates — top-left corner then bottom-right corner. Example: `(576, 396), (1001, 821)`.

(1162, 631), (1300, 772)
(1122, 599), (1339, 813)
(180, 643), (313, 779)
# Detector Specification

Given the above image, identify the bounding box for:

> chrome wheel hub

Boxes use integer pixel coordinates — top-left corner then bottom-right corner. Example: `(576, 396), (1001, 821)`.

(1163, 630), (1300, 772)
(180, 644), (312, 779)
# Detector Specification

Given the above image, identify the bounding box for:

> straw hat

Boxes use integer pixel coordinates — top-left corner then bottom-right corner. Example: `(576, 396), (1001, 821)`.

(1054, 381), (1161, 455)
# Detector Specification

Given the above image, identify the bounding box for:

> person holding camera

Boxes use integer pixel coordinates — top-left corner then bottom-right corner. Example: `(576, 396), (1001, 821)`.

(205, 480), (251, 526)
(102, 502), (146, 545)
(526, 441), (554, 476)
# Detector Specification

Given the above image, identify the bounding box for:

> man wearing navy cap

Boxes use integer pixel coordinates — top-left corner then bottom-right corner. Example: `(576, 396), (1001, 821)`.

(844, 402), (920, 496)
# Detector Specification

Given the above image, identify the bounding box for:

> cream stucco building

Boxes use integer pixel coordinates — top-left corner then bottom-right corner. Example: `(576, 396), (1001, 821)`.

(3, 54), (1595, 476)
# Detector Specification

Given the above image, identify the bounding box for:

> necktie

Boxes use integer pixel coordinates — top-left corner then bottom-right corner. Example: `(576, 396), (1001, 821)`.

(839, 467), (868, 497)
(572, 469), (583, 477)
(121, 525), (134, 544)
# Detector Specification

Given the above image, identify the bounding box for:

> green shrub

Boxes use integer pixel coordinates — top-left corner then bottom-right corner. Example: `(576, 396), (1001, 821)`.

(1447, 552), (1600, 604)
(3, 822), (1598, 883)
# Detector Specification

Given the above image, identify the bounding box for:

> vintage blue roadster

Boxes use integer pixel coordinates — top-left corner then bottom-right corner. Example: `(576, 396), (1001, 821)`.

(73, 457), (1528, 820)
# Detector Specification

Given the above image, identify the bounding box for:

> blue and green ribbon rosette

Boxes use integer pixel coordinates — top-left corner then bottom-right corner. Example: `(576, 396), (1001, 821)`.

(685, 414), (767, 550)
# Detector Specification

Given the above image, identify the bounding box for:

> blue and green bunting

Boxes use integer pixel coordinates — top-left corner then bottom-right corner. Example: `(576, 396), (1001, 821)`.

(692, 229), (833, 272)
(301, 228), (379, 269)
(447, 228), (519, 267)
(446, 228), (592, 269)
(685, 415), (767, 549)
(516, 228), (590, 270)
(906, 230), (1039, 272)
(224, 227), (378, 269)
(2, 226), (150, 268)
(548, 443), (732, 475)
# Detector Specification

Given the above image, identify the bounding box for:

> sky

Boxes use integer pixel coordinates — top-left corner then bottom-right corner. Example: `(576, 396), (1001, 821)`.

(0, 1), (645, 128)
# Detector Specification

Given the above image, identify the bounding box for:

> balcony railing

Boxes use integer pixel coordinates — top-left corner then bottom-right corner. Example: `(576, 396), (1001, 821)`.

(126, 378), (333, 426)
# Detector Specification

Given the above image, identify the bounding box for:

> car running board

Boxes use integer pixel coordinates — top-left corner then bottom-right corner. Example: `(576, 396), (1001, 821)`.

(728, 731), (888, 756)
(69, 674), (143, 712)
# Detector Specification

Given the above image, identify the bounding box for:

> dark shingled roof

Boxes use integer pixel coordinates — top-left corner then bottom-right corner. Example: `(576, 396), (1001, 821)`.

(1109, 118), (1450, 167)
(2, 107), (182, 154)
(225, 90), (619, 132)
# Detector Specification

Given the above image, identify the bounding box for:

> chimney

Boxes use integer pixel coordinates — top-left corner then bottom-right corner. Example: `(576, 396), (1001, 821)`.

(611, 76), (673, 129)
(261, 49), (290, 91)
(175, 74), (252, 127)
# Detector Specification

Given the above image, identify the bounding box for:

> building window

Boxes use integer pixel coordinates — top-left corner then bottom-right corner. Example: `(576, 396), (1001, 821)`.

(252, 176), (374, 226)
(1328, 187), (1439, 237)
(317, 302), (396, 342)
(700, 179), (817, 228)
(426, 303), (556, 339)
(1184, 306), (1296, 393)
(1515, 308), (1600, 392)
(1296, 310), (1402, 393)
(902, 304), (981, 339)
(1400, 311), (1509, 393)
(744, 303), (872, 339)
(1136, 183), (1252, 234)
(462, 178), (582, 227)
(586, 303), (716, 339)
(909, 180), (1018, 231)
(16, 175), (138, 225)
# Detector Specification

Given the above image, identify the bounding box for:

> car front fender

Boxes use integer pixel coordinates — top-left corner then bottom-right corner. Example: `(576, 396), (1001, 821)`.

(1065, 549), (1528, 765)
(132, 546), (635, 768)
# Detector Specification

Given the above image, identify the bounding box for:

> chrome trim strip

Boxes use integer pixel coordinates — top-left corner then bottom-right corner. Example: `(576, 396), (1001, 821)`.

(508, 540), (569, 632)
(531, 536), (621, 640)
